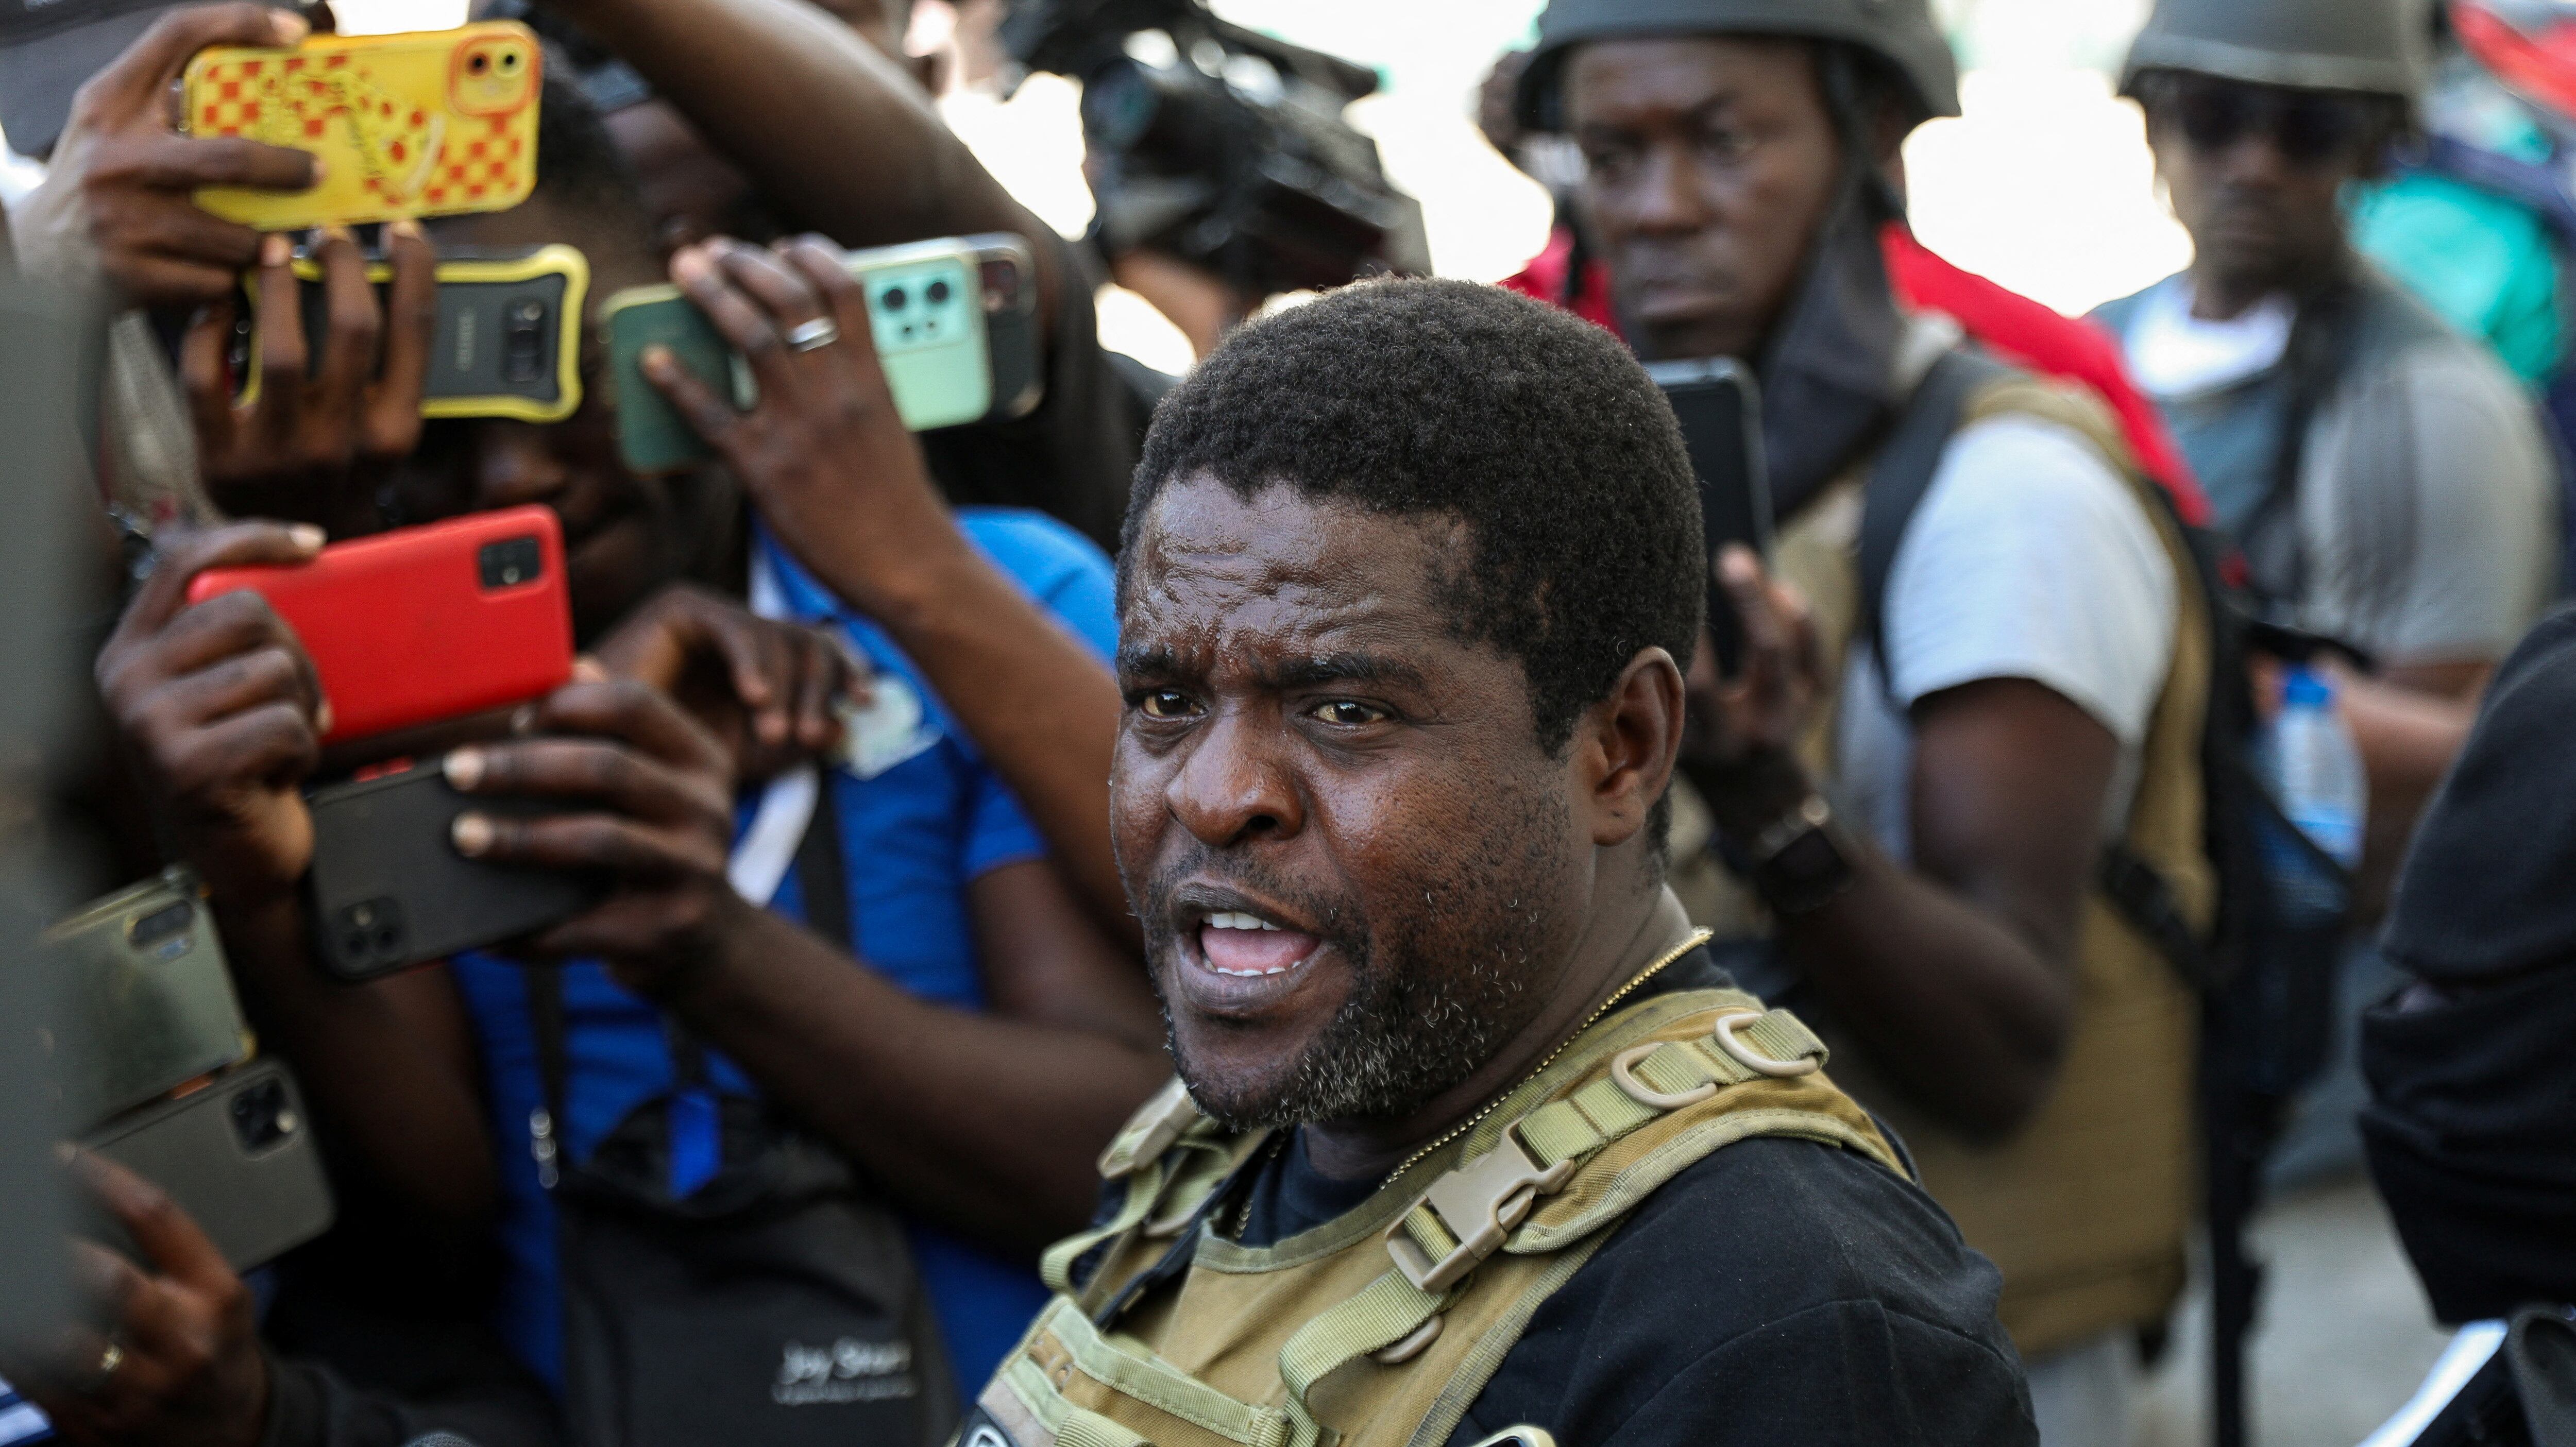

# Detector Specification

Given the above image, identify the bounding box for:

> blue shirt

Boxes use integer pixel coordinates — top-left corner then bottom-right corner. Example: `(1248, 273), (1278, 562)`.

(450, 507), (1119, 1404)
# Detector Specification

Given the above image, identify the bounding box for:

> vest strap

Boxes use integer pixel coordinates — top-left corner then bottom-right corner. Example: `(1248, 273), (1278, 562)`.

(1042, 1155), (1164, 1295)
(1382, 1008), (1828, 1293)
(1276, 1269), (1451, 1444)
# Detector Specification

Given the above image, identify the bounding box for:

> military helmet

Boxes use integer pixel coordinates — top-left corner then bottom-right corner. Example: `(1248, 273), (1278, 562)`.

(1512, 0), (1963, 133)
(2120, 0), (2432, 103)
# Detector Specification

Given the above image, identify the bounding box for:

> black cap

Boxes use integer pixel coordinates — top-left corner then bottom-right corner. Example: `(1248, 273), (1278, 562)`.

(0, 0), (295, 157)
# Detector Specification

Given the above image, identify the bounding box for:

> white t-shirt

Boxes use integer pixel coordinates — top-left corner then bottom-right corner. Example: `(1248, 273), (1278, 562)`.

(1834, 413), (2180, 862)
(2122, 278), (2294, 398)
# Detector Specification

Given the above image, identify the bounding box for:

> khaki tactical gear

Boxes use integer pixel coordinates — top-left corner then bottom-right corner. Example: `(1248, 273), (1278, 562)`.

(1668, 334), (2214, 1358)
(2121, 0), (2429, 104)
(971, 958), (1904, 1447)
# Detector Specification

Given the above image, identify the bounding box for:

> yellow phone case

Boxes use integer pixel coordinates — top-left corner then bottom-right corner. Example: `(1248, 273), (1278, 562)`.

(183, 22), (542, 230)
(239, 245), (590, 422)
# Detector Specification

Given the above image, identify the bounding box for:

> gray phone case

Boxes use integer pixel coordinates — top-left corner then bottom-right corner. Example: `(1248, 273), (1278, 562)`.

(81, 1059), (334, 1272)
(42, 870), (253, 1131)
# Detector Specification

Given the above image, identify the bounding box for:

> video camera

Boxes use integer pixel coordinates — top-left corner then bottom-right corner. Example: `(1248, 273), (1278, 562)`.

(1002, 0), (1431, 298)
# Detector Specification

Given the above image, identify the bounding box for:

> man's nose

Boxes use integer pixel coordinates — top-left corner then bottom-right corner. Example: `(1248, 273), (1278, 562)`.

(1165, 707), (1306, 849)
(1626, 143), (1718, 235)
(2210, 131), (2294, 190)
(472, 421), (573, 512)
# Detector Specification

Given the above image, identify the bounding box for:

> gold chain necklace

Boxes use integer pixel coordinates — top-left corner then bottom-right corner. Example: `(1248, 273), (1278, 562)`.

(1380, 928), (1715, 1190)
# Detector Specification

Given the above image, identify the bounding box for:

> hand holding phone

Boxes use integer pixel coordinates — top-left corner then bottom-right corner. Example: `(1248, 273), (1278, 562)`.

(16, 1150), (277, 1443)
(437, 671), (743, 989)
(96, 522), (333, 907)
(615, 236), (990, 620)
(185, 506), (575, 748)
(11, 6), (316, 311)
(181, 22), (543, 230)
(180, 223), (438, 527)
(602, 232), (1039, 477)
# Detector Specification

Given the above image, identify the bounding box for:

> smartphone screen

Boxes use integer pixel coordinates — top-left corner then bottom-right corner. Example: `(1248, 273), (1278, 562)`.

(1645, 359), (1772, 677)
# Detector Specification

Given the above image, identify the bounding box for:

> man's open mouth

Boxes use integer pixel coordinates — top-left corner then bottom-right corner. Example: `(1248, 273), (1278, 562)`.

(1199, 909), (1324, 977)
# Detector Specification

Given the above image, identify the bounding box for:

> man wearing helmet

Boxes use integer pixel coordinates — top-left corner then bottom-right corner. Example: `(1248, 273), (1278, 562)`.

(2099, 0), (2557, 881)
(1506, 3), (2212, 1442)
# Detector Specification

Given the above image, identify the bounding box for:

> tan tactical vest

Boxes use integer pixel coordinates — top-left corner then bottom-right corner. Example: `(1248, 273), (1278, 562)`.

(1667, 364), (2215, 1359)
(971, 948), (1907, 1447)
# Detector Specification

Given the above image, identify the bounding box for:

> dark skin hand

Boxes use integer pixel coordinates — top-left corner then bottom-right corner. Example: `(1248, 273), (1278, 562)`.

(1568, 38), (2103, 1136)
(538, 0), (1069, 324)
(179, 222), (439, 532)
(648, 234), (1135, 940)
(1114, 478), (1691, 1182)
(96, 523), (496, 1231)
(11, 3), (315, 307)
(591, 580), (858, 785)
(2144, 83), (2378, 319)
(445, 674), (1166, 1250)
(10, 1153), (269, 1447)
(1687, 552), (2103, 1138)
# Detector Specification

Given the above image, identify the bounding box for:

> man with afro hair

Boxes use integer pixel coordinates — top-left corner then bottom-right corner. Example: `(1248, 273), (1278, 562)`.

(962, 278), (2035, 1447)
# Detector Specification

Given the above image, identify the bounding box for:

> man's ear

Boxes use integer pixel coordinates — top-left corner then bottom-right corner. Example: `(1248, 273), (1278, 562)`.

(1575, 646), (1686, 848)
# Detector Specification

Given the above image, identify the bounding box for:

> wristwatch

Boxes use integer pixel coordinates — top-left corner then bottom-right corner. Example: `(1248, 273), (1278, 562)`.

(1718, 791), (1859, 917)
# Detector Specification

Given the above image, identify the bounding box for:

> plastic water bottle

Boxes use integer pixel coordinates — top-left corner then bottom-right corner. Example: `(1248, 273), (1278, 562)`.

(2253, 665), (2367, 924)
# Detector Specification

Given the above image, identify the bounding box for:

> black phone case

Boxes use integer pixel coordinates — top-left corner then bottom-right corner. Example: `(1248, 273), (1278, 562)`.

(80, 1059), (334, 1273)
(957, 232), (1043, 422)
(305, 763), (602, 982)
(1646, 359), (1773, 677)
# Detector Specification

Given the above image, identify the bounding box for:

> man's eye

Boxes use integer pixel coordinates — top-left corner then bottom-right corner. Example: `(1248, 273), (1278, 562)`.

(1307, 700), (1386, 726)
(1699, 126), (1754, 161)
(1582, 143), (1636, 177)
(1136, 690), (1197, 720)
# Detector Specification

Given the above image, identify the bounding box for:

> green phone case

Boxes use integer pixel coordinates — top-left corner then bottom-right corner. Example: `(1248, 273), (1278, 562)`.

(603, 242), (992, 476)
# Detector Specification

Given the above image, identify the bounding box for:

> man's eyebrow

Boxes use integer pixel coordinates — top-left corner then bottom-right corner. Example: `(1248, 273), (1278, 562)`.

(1116, 643), (1187, 678)
(1259, 653), (1429, 691)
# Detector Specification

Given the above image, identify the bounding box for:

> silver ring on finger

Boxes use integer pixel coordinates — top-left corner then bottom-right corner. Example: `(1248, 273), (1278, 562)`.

(783, 317), (841, 353)
(83, 1339), (124, 1396)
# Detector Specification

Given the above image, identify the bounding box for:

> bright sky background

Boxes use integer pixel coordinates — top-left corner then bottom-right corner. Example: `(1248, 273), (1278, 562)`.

(332, 0), (2197, 367)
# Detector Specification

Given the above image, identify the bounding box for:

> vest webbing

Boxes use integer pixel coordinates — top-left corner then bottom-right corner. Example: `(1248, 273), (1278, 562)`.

(1666, 365), (2213, 1357)
(977, 983), (1904, 1447)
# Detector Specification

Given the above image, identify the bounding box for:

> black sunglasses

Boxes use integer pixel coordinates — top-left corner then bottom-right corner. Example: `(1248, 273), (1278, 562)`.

(2154, 74), (2385, 166)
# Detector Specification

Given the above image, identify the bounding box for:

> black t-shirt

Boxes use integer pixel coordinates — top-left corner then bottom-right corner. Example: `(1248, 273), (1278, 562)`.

(1229, 949), (2036, 1447)
(914, 230), (1155, 557)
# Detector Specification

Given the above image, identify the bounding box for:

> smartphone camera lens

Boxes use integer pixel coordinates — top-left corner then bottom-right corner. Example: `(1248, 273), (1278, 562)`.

(503, 298), (547, 384)
(879, 285), (908, 313)
(926, 279), (952, 306)
(499, 49), (522, 74)
(337, 898), (407, 971)
(469, 51), (490, 74)
(479, 536), (544, 590)
(126, 899), (196, 962)
(230, 1079), (296, 1152)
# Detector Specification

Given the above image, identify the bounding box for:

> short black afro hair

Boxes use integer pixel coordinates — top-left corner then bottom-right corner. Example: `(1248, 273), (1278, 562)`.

(1125, 277), (1704, 758)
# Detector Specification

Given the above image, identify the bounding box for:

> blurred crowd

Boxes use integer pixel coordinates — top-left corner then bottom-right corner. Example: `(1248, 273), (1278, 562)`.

(0, 0), (2570, 1444)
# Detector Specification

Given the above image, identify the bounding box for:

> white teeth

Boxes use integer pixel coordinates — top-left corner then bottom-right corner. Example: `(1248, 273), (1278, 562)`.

(1205, 910), (1280, 932)
(1210, 963), (1292, 977)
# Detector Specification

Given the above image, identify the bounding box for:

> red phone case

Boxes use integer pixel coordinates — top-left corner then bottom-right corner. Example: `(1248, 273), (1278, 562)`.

(185, 507), (573, 747)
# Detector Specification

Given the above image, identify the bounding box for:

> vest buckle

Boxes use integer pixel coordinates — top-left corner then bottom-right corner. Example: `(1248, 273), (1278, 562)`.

(1100, 1077), (1202, 1179)
(1385, 1122), (1577, 1293)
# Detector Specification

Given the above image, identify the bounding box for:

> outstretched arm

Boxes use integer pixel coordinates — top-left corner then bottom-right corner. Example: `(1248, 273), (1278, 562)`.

(543, 0), (1069, 322)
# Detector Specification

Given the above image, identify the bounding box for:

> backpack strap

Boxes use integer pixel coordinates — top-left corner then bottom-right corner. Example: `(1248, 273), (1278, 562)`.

(1857, 348), (2227, 991)
(1857, 347), (2015, 665)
